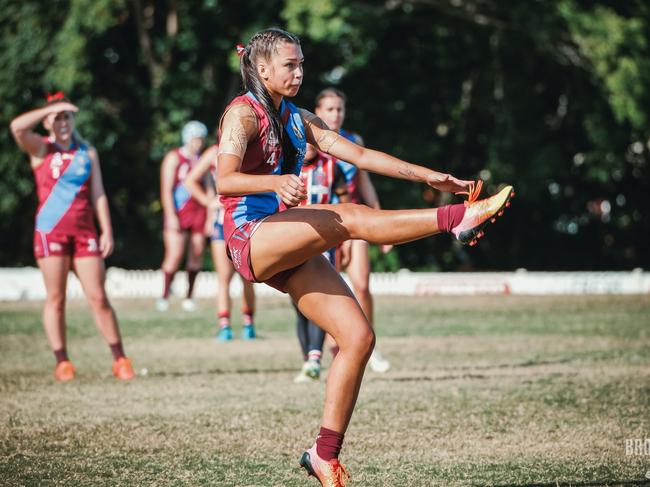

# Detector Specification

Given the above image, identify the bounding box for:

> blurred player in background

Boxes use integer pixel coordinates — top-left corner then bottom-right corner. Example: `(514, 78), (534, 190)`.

(315, 88), (391, 373)
(157, 121), (208, 312)
(10, 93), (134, 382)
(293, 143), (348, 383)
(185, 142), (257, 341)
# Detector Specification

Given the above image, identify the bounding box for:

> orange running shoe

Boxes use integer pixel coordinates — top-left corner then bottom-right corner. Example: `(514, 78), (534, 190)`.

(112, 357), (135, 380)
(300, 444), (350, 487)
(54, 360), (76, 382)
(452, 184), (514, 246)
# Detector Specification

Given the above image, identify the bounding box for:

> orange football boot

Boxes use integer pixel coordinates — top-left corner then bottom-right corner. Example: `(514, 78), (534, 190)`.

(54, 360), (75, 382)
(452, 183), (514, 246)
(300, 444), (350, 487)
(112, 357), (135, 380)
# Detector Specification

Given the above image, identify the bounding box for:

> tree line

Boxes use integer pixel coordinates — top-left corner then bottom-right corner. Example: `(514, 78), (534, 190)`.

(1, 0), (648, 271)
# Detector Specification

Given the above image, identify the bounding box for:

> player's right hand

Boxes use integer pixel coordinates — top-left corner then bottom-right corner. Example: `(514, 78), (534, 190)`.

(426, 172), (473, 194)
(275, 174), (307, 207)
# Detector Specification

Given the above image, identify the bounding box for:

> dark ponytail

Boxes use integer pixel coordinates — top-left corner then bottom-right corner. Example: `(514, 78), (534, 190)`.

(239, 28), (300, 175)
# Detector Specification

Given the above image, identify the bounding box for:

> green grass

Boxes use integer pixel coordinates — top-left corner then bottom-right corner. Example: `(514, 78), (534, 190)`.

(1, 295), (649, 486)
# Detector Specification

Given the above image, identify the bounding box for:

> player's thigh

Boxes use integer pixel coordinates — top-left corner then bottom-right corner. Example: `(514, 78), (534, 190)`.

(38, 256), (72, 300)
(250, 204), (357, 281)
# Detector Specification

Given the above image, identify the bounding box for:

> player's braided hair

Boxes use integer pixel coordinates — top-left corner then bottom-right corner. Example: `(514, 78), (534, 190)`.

(239, 28), (300, 175)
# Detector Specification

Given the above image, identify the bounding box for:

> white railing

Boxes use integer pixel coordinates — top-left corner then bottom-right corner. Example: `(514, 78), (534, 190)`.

(0, 267), (648, 301)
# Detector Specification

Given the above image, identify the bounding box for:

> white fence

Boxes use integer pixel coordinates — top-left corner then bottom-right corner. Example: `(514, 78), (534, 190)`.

(0, 267), (648, 301)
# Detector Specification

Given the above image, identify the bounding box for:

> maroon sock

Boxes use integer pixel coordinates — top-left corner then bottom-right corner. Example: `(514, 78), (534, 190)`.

(436, 203), (466, 233)
(110, 342), (125, 360)
(187, 269), (199, 298)
(218, 311), (230, 328)
(53, 348), (69, 364)
(316, 426), (344, 461)
(163, 271), (175, 299)
(242, 307), (254, 326)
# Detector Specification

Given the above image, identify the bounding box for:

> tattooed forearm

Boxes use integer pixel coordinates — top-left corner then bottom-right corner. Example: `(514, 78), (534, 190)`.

(398, 164), (419, 180)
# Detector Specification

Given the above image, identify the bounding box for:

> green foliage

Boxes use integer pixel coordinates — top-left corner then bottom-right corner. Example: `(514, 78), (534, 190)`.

(0, 0), (648, 270)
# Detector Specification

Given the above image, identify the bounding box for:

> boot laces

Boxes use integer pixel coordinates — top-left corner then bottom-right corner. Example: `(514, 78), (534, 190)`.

(456, 179), (483, 207)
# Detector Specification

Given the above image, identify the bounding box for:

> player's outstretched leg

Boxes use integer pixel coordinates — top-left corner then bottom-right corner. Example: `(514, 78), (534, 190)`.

(251, 186), (514, 282)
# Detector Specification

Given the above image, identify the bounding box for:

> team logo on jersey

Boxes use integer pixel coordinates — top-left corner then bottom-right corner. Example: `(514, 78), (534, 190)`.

(267, 131), (279, 147)
(291, 113), (304, 139)
(50, 153), (64, 179)
(87, 238), (98, 252)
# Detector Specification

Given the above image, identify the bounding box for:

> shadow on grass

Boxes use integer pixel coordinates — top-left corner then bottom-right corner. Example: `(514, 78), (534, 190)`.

(151, 367), (298, 377)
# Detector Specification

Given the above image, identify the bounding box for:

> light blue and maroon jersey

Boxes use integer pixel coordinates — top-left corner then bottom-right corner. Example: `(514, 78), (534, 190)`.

(299, 152), (347, 206)
(172, 148), (203, 214)
(299, 152), (345, 267)
(34, 138), (95, 235)
(333, 128), (363, 204)
(221, 92), (306, 242)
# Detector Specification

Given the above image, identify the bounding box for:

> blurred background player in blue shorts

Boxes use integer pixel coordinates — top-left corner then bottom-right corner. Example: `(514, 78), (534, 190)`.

(185, 142), (257, 341)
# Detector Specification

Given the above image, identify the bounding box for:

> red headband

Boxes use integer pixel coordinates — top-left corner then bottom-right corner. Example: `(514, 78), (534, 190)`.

(236, 44), (246, 57)
(46, 91), (65, 102)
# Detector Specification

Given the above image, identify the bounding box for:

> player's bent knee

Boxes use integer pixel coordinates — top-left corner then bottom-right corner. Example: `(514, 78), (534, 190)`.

(338, 203), (369, 235)
(346, 325), (375, 359)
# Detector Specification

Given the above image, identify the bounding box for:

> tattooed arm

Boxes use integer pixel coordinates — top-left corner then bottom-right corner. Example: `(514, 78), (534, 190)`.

(217, 103), (306, 206)
(300, 108), (473, 194)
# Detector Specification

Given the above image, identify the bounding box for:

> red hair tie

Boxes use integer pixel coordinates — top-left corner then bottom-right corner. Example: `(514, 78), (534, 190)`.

(236, 44), (246, 57)
(46, 91), (65, 102)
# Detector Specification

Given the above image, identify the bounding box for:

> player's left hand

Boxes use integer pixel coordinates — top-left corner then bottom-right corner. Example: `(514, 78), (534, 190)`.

(426, 172), (473, 194)
(100, 233), (114, 258)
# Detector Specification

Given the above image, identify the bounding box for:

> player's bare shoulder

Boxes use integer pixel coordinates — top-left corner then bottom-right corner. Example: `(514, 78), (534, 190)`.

(219, 102), (258, 158)
(299, 108), (340, 153)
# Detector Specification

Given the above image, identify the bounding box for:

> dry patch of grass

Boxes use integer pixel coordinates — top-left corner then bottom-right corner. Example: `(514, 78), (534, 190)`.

(1, 295), (649, 486)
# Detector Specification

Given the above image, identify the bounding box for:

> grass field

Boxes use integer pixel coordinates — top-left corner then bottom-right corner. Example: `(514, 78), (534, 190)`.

(1, 294), (650, 486)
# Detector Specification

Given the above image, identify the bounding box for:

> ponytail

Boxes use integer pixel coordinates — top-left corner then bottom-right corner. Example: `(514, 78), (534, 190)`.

(238, 28), (300, 175)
